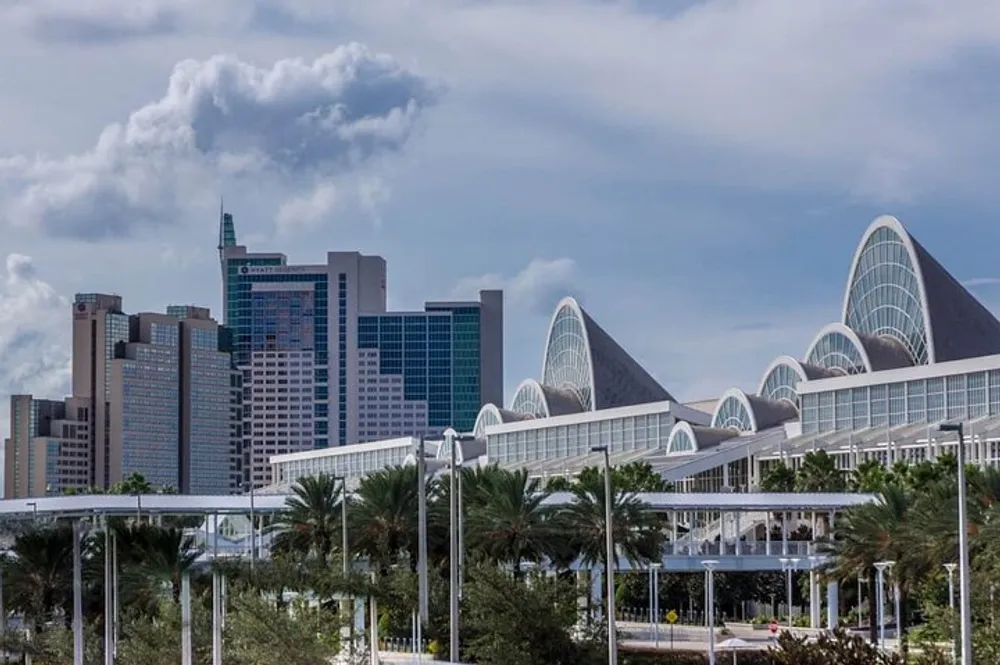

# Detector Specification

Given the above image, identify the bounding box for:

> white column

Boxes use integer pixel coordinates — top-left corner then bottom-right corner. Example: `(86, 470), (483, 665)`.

(809, 571), (821, 628)
(591, 568), (603, 620)
(827, 582), (839, 629)
(212, 570), (222, 665)
(181, 573), (192, 665)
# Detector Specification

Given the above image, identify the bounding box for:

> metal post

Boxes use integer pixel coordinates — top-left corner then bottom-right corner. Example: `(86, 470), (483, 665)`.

(648, 566), (654, 636)
(212, 569), (222, 665)
(104, 519), (113, 665)
(248, 483), (256, 573)
(458, 469), (464, 600)
(417, 436), (428, 625)
(369, 576), (380, 665)
(593, 445), (617, 665)
(703, 561), (718, 665)
(73, 520), (84, 665)
(940, 422), (972, 665)
(942, 563), (956, 665)
(0, 558), (5, 663)
(874, 562), (890, 651)
(181, 573), (192, 665)
(449, 431), (459, 664)
(652, 564), (661, 647)
(112, 531), (119, 656)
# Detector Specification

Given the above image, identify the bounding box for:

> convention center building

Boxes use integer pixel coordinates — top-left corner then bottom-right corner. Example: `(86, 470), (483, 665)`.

(269, 215), (1000, 492)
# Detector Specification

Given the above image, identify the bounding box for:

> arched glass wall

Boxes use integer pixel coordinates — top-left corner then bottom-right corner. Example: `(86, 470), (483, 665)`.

(510, 381), (550, 419)
(712, 394), (755, 432)
(759, 362), (803, 406)
(542, 303), (594, 411)
(666, 426), (697, 455)
(806, 329), (868, 375)
(473, 405), (502, 437)
(844, 224), (929, 364)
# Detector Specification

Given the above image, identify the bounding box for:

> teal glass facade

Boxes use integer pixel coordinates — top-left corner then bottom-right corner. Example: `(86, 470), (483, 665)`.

(358, 312), (454, 431)
(426, 304), (483, 432)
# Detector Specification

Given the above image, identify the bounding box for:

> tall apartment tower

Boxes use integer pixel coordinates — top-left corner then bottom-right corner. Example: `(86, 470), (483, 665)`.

(71, 293), (130, 488)
(219, 209), (504, 488)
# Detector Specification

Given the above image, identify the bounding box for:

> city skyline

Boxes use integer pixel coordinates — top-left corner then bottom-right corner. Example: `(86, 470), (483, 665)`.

(4, 1), (1000, 442)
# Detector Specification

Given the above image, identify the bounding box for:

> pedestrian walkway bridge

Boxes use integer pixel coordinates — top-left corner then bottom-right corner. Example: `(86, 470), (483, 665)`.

(0, 491), (875, 572)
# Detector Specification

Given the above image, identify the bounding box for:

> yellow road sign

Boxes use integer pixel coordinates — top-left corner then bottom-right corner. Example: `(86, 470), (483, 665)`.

(666, 610), (679, 624)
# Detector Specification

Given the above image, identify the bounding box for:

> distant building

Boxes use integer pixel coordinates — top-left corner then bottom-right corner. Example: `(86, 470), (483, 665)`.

(219, 209), (504, 488)
(4, 297), (241, 498)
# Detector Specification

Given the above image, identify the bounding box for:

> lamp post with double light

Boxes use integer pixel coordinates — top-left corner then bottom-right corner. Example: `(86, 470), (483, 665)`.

(939, 422), (972, 665)
(874, 560), (894, 651)
(944, 563), (957, 665)
(592, 444), (617, 665)
(779, 557), (799, 629)
(650, 562), (662, 647)
(445, 429), (476, 665)
(702, 560), (719, 665)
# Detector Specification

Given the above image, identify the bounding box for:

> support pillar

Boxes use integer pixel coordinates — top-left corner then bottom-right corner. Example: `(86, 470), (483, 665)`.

(590, 568), (603, 620)
(369, 593), (380, 665)
(809, 570), (821, 628)
(181, 573), (192, 665)
(827, 582), (839, 629)
(212, 570), (222, 665)
(73, 520), (83, 665)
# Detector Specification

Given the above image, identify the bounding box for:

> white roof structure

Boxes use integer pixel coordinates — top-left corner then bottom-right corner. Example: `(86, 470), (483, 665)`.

(0, 494), (291, 519)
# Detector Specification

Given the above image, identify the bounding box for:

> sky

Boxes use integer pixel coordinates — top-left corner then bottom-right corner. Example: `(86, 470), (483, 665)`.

(4, 0), (1000, 438)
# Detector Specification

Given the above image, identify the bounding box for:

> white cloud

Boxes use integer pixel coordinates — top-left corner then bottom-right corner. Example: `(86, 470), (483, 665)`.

(454, 258), (578, 315)
(0, 43), (440, 239)
(0, 254), (71, 439)
(275, 183), (338, 235)
(256, 0), (1000, 203)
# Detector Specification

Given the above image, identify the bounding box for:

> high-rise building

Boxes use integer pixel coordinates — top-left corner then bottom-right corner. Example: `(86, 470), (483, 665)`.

(4, 395), (70, 497)
(72, 293), (130, 488)
(66, 294), (238, 493)
(219, 209), (504, 488)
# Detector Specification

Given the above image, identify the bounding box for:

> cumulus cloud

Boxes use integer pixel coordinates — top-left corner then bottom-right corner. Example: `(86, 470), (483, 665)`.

(0, 254), (72, 437)
(10, 0), (183, 43)
(454, 258), (578, 315)
(0, 43), (440, 239)
(275, 183), (339, 235)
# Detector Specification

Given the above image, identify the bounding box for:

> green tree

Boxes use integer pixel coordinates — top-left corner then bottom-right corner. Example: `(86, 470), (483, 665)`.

(796, 450), (846, 492)
(461, 564), (603, 665)
(761, 463), (796, 492)
(464, 468), (565, 577)
(271, 473), (343, 565)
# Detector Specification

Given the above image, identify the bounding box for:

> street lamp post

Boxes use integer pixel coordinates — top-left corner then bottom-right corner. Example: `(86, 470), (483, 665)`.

(940, 422), (972, 665)
(944, 563), (957, 665)
(592, 445), (617, 665)
(445, 429), (476, 665)
(703, 560), (719, 665)
(417, 436), (428, 628)
(874, 561), (894, 651)
(651, 563), (662, 647)
(779, 557), (800, 629)
(333, 475), (351, 652)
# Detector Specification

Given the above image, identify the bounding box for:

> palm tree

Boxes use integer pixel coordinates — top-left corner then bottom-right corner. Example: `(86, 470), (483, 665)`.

(464, 468), (565, 577)
(113, 522), (201, 612)
(796, 450), (846, 493)
(4, 523), (79, 631)
(349, 465), (432, 574)
(823, 484), (925, 647)
(271, 474), (343, 566)
(558, 469), (662, 572)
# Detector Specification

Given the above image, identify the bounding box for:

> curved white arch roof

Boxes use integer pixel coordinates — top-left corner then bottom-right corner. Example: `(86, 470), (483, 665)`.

(842, 215), (1000, 364)
(509, 379), (584, 419)
(541, 297), (673, 411)
(473, 403), (534, 437)
(757, 355), (838, 406)
(0, 494), (291, 518)
(804, 322), (913, 375)
(711, 388), (798, 433)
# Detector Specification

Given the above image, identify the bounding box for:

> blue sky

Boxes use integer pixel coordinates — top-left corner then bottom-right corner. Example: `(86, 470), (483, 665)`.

(3, 0), (1000, 435)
